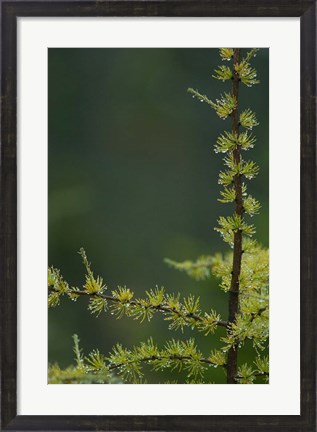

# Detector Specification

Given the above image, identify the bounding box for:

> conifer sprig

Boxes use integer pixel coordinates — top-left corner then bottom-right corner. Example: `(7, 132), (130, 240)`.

(48, 334), (268, 384)
(212, 65), (233, 81)
(164, 256), (214, 280)
(214, 130), (256, 154)
(50, 336), (229, 384)
(187, 88), (237, 119)
(219, 48), (234, 61)
(48, 262), (228, 333)
(240, 108), (259, 129)
(107, 337), (223, 382)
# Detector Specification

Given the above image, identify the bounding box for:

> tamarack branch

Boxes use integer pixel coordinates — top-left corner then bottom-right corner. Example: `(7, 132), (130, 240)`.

(48, 48), (269, 385)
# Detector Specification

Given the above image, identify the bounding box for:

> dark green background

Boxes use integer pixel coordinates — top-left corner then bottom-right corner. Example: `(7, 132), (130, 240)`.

(48, 48), (269, 383)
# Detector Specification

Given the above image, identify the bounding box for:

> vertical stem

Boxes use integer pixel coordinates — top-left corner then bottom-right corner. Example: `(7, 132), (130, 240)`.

(226, 48), (243, 384)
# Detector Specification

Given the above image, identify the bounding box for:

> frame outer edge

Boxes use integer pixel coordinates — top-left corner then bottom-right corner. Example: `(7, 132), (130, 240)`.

(0, 1), (17, 430)
(0, 0), (316, 431)
(300, 1), (317, 431)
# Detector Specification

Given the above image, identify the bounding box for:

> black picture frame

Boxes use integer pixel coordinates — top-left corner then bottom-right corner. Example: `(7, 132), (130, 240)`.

(1, 1), (316, 431)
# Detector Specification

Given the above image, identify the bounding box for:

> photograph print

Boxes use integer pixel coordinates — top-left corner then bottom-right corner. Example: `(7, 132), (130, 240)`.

(48, 48), (269, 384)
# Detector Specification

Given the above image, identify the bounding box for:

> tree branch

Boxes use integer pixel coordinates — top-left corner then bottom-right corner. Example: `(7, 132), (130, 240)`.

(227, 48), (243, 384)
(48, 286), (228, 328)
(108, 354), (223, 372)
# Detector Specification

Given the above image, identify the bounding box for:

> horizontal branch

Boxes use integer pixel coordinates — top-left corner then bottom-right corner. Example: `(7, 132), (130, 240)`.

(106, 337), (228, 381)
(108, 354), (221, 371)
(48, 286), (228, 328)
(108, 354), (268, 381)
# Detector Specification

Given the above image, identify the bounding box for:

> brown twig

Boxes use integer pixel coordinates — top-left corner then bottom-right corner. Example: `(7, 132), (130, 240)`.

(226, 48), (243, 384)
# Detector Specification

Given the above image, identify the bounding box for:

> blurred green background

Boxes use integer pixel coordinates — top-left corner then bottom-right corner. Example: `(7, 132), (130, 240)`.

(48, 48), (269, 383)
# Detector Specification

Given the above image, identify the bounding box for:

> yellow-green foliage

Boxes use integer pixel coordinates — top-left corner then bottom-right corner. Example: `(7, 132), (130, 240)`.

(48, 335), (121, 384)
(48, 48), (269, 384)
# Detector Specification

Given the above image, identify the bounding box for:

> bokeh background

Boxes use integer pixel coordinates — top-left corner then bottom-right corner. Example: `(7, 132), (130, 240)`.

(48, 48), (269, 383)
